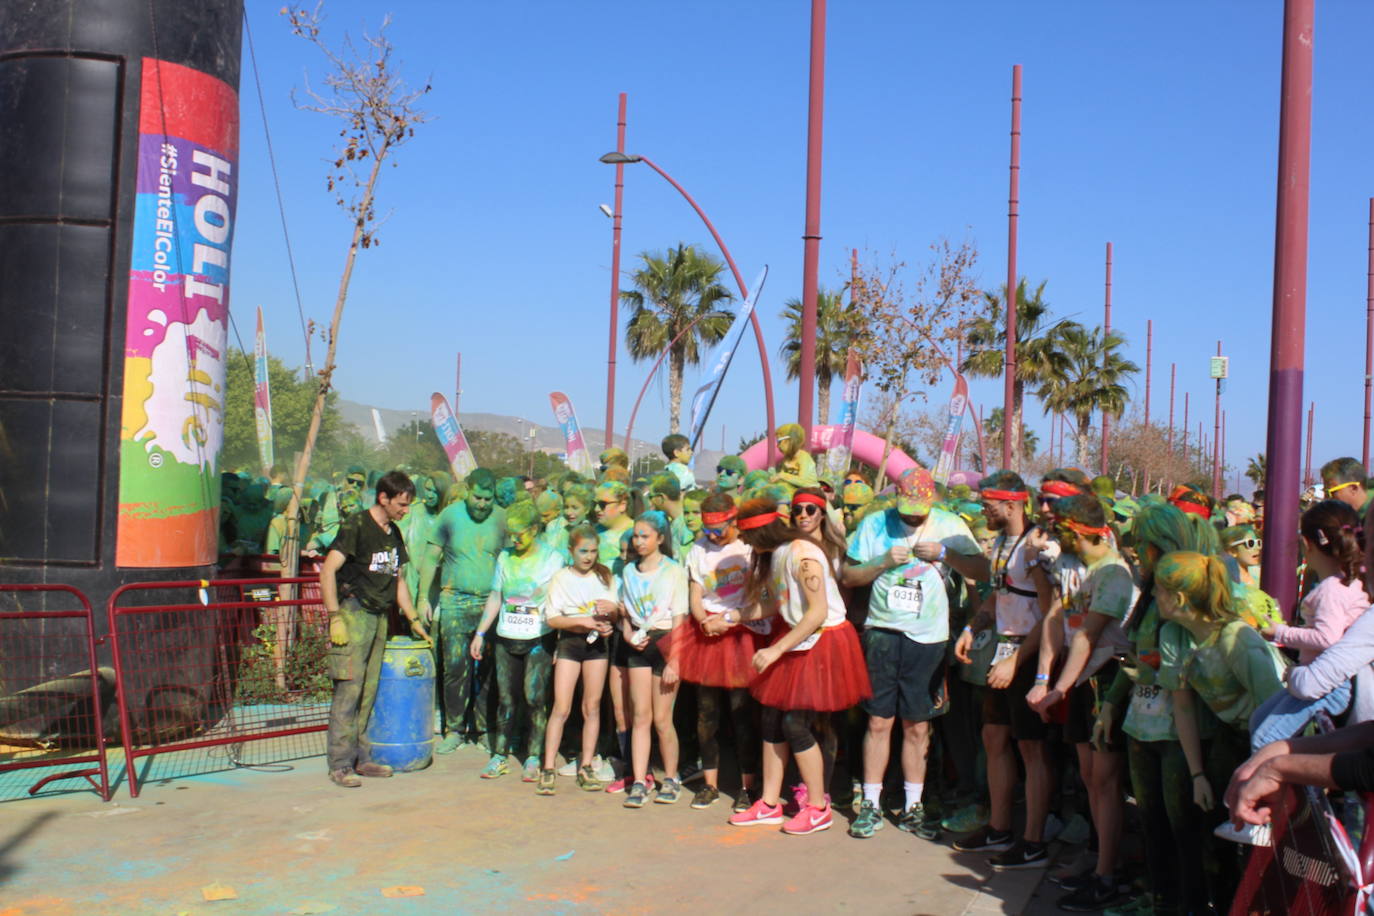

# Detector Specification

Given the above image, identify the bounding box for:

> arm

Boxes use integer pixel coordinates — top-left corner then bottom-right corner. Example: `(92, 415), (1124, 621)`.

(954, 591), (996, 664)
(416, 542), (442, 620)
(1173, 688), (1213, 809)
(1271, 591), (1360, 651)
(941, 548), (990, 583)
(395, 571), (428, 640)
(1025, 594), (1065, 710)
(321, 549), (348, 645)
(469, 591), (502, 660)
(1231, 753), (1340, 827)
(752, 556), (829, 672)
(1286, 607), (1374, 699)
(842, 549), (904, 587)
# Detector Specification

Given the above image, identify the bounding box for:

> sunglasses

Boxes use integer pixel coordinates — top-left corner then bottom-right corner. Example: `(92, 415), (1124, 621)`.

(842, 503), (862, 512)
(1328, 481), (1359, 495)
(702, 524), (731, 537)
(595, 499), (623, 509)
(1230, 537), (1262, 550)
(794, 504), (823, 516)
(716, 466), (736, 475)
(346, 477), (365, 486)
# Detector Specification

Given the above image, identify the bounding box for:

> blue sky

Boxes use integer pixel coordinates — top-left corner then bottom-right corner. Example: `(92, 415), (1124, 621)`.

(230, 1), (1374, 480)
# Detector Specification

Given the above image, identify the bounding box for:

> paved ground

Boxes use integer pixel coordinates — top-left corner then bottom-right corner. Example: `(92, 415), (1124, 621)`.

(0, 737), (1059, 915)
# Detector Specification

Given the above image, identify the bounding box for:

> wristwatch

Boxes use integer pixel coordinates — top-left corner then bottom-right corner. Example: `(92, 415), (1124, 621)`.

(723, 611), (738, 624)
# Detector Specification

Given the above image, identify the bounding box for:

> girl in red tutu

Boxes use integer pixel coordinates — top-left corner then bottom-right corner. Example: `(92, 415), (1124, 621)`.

(679, 492), (765, 811)
(728, 498), (872, 835)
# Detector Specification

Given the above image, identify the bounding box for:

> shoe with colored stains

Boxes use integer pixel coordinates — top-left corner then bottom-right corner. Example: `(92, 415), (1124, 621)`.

(356, 762), (393, 778)
(435, 734), (464, 755)
(623, 781), (649, 808)
(521, 756), (540, 782)
(330, 767), (362, 788)
(898, 802), (939, 840)
(782, 803), (833, 836)
(849, 800), (884, 838)
(557, 757), (579, 777)
(576, 764), (603, 792)
(691, 785), (720, 809)
(732, 788), (756, 814)
(654, 778), (682, 804)
(536, 768), (557, 796)
(479, 755), (509, 779)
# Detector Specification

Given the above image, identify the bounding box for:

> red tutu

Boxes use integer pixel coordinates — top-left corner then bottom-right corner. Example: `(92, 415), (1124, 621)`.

(675, 618), (766, 688)
(749, 620), (872, 712)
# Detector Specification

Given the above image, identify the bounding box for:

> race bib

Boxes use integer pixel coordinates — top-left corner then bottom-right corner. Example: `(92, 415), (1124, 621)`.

(497, 603), (543, 640)
(992, 638), (1018, 665)
(889, 584), (923, 614)
(743, 617), (774, 636)
(790, 629), (821, 652)
(1132, 682), (1167, 718)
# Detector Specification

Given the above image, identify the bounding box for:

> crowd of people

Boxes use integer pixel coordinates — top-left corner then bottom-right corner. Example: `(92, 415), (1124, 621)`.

(223, 432), (1374, 915)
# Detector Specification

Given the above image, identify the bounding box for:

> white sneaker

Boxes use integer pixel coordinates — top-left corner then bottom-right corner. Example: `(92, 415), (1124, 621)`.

(557, 757), (579, 777)
(1213, 820), (1273, 847)
(593, 755), (615, 783)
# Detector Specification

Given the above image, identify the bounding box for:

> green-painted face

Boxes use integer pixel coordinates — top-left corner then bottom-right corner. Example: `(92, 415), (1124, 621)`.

(684, 503), (702, 535)
(507, 520), (537, 554)
(467, 486), (495, 523)
(564, 497), (588, 526)
(422, 479), (439, 510)
(716, 468), (741, 491)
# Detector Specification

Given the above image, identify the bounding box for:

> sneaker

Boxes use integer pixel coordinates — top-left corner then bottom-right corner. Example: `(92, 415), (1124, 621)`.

(1050, 847), (1098, 886)
(521, 756), (540, 782)
(729, 798), (785, 827)
(898, 802), (940, 840)
(849, 800), (885, 838)
(1055, 812), (1089, 845)
(849, 780), (863, 814)
(536, 768), (557, 796)
(783, 803), (833, 836)
(435, 734), (464, 755)
(655, 777), (682, 804)
(576, 764), (603, 792)
(557, 757), (579, 777)
(623, 781), (649, 808)
(605, 773), (654, 795)
(1212, 820), (1273, 847)
(732, 788), (757, 814)
(784, 783), (807, 816)
(679, 760), (703, 785)
(355, 761), (393, 778)
(593, 755), (615, 783)
(989, 838), (1049, 871)
(952, 826), (1014, 853)
(479, 755), (508, 779)
(1058, 874), (1130, 912)
(941, 803), (989, 834)
(329, 767), (362, 788)
(1103, 893), (1156, 916)
(691, 785), (721, 809)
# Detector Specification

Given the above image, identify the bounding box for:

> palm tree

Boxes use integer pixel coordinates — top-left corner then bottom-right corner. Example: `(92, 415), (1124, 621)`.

(1039, 324), (1139, 467)
(621, 244), (735, 434)
(778, 287), (855, 424)
(975, 407), (1040, 471)
(961, 279), (1073, 470)
(1245, 453), (1266, 490)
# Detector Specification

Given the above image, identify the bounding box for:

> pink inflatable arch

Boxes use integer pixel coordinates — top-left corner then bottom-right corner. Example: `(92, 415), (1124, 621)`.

(739, 425), (918, 478)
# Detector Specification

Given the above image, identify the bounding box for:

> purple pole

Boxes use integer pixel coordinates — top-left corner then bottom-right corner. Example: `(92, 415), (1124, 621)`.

(1365, 197), (1374, 468)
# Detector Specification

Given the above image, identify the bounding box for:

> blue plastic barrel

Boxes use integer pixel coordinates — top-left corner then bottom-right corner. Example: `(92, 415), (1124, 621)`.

(365, 636), (435, 771)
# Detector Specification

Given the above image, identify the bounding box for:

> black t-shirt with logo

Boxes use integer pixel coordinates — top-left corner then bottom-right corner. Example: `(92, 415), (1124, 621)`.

(331, 510), (408, 613)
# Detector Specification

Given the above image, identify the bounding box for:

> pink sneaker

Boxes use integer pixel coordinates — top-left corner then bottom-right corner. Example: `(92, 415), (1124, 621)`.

(605, 773), (654, 795)
(729, 798), (785, 827)
(786, 783), (831, 816)
(782, 803), (833, 836)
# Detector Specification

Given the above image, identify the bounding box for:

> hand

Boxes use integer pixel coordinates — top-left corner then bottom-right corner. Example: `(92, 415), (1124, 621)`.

(329, 616), (349, 647)
(304, 548), (321, 558)
(752, 645), (783, 673)
(1224, 741), (1289, 811)
(953, 629), (974, 664)
(408, 617), (429, 641)
(1259, 625), (1277, 640)
(1090, 702), (1116, 752)
(911, 541), (944, 562)
(469, 633), (486, 660)
(987, 656), (1016, 690)
(1025, 682), (1048, 710)
(702, 615), (732, 637)
(593, 599), (619, 618)
(661, 661), (680, 689)
(1193, 773), (1215, 811)
(416, 600), (433, 624)
(1024, 527), (1050, 558)
(886, 545), (911, 568)
(593, 618), (614, 636)
(1029, 685), (1062, 717)
(1231, 763), (1282, 827)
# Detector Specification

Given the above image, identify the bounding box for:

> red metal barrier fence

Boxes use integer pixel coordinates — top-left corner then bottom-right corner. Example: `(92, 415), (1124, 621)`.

(108, 576), (330, 797)
(0, 585), (111, 801)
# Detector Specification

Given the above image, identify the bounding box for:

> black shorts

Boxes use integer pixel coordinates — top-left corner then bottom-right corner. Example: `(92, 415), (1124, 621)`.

(494, 631), (557, 658)
(557, 630), (609, 663)
(980, 657), (1049, 742)
(1064, 658), (1125, 751)
(860, 627), (947, 722)
(613, 628), (671, 674)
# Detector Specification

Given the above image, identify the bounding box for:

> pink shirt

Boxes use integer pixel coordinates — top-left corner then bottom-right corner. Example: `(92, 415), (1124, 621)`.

(1273, 576), (1371, 664)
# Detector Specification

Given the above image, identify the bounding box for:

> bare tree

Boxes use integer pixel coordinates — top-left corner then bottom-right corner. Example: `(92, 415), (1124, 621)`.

(278, 3), (431, 574)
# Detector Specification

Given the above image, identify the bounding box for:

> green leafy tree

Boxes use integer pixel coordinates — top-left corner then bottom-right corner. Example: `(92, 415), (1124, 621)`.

(385, 420), (449, 473)
(972, 407), (1040, 472)
(1245, 453), (1266, 490)
(1039, 324), (1139, 467)
(961, 279), (1072, 471)
(779, 287), (855, 424)
(464, 429), (569, 480)
(621, 244), (735, 434)
(222, 348), (341, 473)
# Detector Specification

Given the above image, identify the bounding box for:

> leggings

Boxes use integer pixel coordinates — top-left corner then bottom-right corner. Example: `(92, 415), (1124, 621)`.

(492, 636), (554, 759)
(698, 686), (760, 775)
(760, 707), (837, 791)
(1128, 737), (1206, 915)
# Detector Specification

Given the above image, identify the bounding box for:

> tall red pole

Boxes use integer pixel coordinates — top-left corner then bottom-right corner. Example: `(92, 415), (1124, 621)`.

(1304, 402), (1315, 487)
(1144, 320), (1153, 428)
(455, 352), (462, 416)
(604, 93), (627, 450)
(1002, 64), (1022, 471)
(1364, 197), (1373, 468)
(1182, 392), (1190, 461)
(1212, 341), (1223, 498)
(1100, 242), (1113, 474)
(797, 0), (826, 438)
(1168, 363), (1176, 454)
(1222, 409), (1228, 492)
(1260, 0), (1314, 619)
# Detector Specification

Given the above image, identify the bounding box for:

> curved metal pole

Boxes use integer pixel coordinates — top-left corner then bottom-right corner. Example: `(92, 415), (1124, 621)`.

(637, 155), (778, 466)
(622, 311), (714, 455)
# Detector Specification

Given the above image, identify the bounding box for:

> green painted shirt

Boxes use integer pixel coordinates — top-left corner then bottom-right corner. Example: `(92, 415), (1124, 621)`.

(429, 502), (506, 597)
(1181, 619), (1287, 730)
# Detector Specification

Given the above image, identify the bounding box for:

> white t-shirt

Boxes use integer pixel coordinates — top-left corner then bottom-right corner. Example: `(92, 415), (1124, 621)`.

(846, 507), (980, 644)
(1054, 549), (1137, 683)
(991, 529), (1041, 636)
(619, 557), (689, 631)
(686, 538), (753, 614)
(543, 566), (618, 623)
(771, 539), (847, 629)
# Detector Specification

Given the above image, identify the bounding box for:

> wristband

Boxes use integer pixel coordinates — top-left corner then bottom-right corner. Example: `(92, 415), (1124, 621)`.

(1034, 673), (1050, 682)
(1191, 772), (1205, 780)
(937, 544), (948, 562)
(475, 630), (486, 638)
(962, 625), (973, 635)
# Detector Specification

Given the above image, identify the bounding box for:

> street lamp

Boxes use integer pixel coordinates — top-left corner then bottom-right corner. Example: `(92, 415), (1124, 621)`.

(598, 151), (778, 465)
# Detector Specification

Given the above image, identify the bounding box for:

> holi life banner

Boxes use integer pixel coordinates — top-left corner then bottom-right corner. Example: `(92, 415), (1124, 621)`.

(688, 266), (768, 452)
(549, 392), (595, 476)
(254, 306), (274, 473)
(932, 375), (969, 487)
(431, 393), (477, 479)
(117, 58), (239, 567)
(821, 349), (862, 478)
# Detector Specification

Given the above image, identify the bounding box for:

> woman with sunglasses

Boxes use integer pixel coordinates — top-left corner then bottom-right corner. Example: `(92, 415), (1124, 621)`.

(1222, 524), (1282, 630)
(593, 481), (634, 570)
(790, 486), (846, 568)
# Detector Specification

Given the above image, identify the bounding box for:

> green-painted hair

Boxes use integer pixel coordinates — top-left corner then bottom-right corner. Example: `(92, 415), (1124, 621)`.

(776, 423), (805, 450)
(717, 455), (746, 475)
(535, 490), (563, 513)
(505, 500), (540, 533)
(1155, 550), (1236, 622)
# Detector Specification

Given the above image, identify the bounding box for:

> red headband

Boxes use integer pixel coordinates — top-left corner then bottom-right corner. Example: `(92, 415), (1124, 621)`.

(982, 489), (1028, 501)
(737, 512), (780, 531)
(1041, 480), (1082, 499)
(701, 509), (737, 526)
(1172, 498), (1210, 518)
(792, 492), (828, 509)
(1064, 519), (1112, 538)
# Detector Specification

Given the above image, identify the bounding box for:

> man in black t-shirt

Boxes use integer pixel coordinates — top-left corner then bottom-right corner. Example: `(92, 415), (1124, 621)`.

(322, 470), (429, 788)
